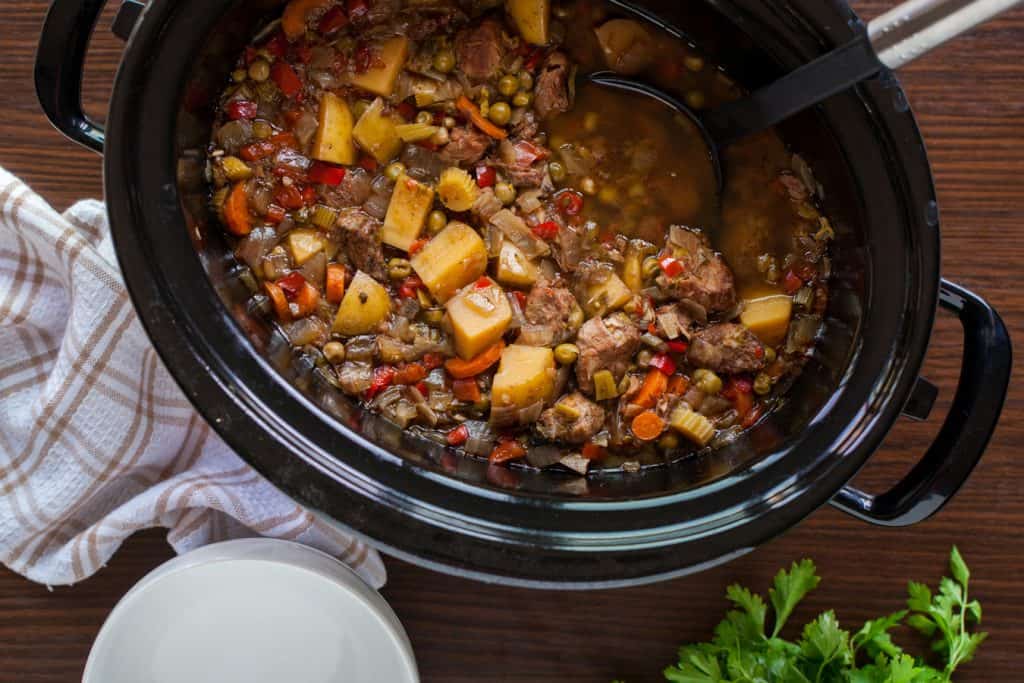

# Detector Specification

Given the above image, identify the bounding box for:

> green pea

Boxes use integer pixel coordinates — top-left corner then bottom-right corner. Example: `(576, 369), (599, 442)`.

(427, 210), (447, 235)
(495, 182), (517, 205)
(415, 111), (433, 125)
(422, 307), (445, 326)
(248, 59), (271, 82)
(693, 369), (723, 395)
(764, 347), (777, 364)
(518, 71), (534, 90)
(385, 162), (406, 182)
(388, 258), (412, 280)
(641, 256), (660, 280)
(232, 69), (248, 83)
(658, 432), (680, 450)
(498, 75), (519, 97)
(252, 121), (273, 140)
(548, 161), (567, 183)
(684, 55), (705, 72)
(554, 343), (580, 366)
(488, 101), (512, 126)
(753, 373), (773, 396)
(685, 90), (706, 110)
(433, 49), (455, 73)
(322, 341), (347, 364)
(512, 91), (532, 108)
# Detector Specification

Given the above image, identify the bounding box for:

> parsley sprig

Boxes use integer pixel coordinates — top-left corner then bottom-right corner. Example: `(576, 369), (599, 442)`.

(651, 547), (985, 683)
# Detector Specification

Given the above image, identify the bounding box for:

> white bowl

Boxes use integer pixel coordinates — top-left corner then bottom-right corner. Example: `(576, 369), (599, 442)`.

(83, 538), (418, 683)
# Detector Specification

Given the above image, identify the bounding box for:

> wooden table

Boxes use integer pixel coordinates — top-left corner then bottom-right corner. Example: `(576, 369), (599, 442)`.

(2, 2), (1022, 680)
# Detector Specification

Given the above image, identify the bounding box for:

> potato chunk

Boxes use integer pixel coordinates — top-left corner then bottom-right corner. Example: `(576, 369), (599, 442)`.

(410, 221), (488, 302)
(348, 36), (409, 97)
(580, 271), (632, 317)
(496, 241), (539, 288)
(285, 228), (326, 265)
(446, 278), (512, 359)
(311, 92), (356, 166)
(740, 295), (793, 346)
(507, 0), (550, 45)
(332, 271), (391, 336)
(353, 98), (402, 164)
(491, 345), (556, 413)
(382, 174), (434, 251)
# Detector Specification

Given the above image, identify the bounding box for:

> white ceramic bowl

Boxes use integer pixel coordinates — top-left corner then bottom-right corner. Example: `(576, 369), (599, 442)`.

(83, 538), (418, 683)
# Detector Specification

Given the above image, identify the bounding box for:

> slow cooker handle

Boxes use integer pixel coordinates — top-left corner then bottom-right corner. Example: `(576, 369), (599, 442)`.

(35, 0), (112, 154)
(830, 279), (1012, 526)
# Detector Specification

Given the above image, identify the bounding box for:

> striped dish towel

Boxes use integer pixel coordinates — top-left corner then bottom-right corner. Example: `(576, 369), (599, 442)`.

(0, 167), (385, 588)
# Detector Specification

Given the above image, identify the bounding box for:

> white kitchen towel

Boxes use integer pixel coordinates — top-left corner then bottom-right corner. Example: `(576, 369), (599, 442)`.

(0, 167), (385, 587)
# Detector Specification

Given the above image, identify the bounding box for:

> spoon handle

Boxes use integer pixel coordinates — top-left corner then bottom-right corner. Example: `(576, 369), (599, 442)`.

(704, 0), (1023, 147)
(870, 0), (1023, 69)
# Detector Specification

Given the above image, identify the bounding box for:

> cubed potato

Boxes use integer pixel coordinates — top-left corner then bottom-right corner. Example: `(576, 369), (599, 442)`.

(410, 221), (488, 302)
(741, 295), (793, 346)
(311, 92), (356, 166)
(491, 345), (556, 413)
(496, 241), (539, 288)
(353, 98), (402, 164)
(285, 228), (326, 265)
(506, 0), (549, 45)
(446, 278), (512, 359)
(581, 272), (632, 317)
(348, 36), (409, 97)
(594, 19), (655, 76)
(332, 271), (391, 336)
(382, 174), (434, 251)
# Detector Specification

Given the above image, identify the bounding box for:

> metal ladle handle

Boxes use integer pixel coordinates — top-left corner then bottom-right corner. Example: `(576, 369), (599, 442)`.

(870, 0), (1023, 69)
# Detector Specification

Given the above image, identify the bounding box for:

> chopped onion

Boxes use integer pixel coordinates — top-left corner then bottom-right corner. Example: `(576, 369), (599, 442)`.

(463, 420), (497, 457)
(490, 209), (550, 259)
(299, 251), (326, 288)
(234, 226), (278, 270)
(283, 316), (329, 347)
(526, 444), (562, 468)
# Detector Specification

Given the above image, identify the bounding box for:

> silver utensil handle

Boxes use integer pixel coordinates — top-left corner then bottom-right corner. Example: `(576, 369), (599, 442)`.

(869, 0), (1023, 69)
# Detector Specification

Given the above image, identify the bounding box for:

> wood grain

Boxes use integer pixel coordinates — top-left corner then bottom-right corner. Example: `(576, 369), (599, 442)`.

(1, 1), (1022, 681)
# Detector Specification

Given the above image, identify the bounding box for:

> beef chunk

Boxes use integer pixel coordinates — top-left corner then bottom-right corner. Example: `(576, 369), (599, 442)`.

(518, 280), (579, 347)
(687, 323), (766, 374)
(656, 226), (737, 312)
(511, 111), (540, 141)
(364, 0), (401, 25)
(336, 209), (387, 280)
(534, 52), (572, 120)
(324, 167), (372, 207)
(438, 126), (492, 165)
(456, 20), (504, 82)
(537, 392), (606, 444)
(654, 302), (703, 339)
(575, 314), (640, 395)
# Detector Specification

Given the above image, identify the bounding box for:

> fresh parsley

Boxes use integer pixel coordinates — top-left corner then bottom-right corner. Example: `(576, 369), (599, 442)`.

(648, 547), (986, 683)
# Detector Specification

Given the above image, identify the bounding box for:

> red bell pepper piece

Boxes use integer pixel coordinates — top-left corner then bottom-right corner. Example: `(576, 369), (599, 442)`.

(264, 31), (289, 58)
(648, 352), (676, 376)
(358, 155), (378, 173)
(271, 61), (303, 98)
(227, 100), (258, 121)
(408, 237), (430, 255)
(782, 270), (804, 295)
(365, 366), (396, 400)
(555, 190), (583, 216)
(275, 271), (306, 299)
(531, 221), (559, 240)
(398, 275), (423, 299)
(265, 204), (287, 224)
(489, 438), (526, 464)
(473, 276), (492, 289)
(658, 255), (684, 278)
(239, 141), (277, 162)
(422, 353), (445, 370)
(512, 290), (527, 309)
(318, 5), (349, 34)
(308, 161), (347, 186)
(396, 100), (417, 121)
(346, 0), (369, 21)
(666, 340), (689, 354)
(475, 165), (496, 188)
(446, 424), (470, 447)
(273, 183), (305, 210)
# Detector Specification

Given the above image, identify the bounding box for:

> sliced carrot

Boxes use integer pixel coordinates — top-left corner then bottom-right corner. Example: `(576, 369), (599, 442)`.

(326, 263), (347, 304)
(393, 363), (427, 385)
(733, 390), (754, 420)
(452, 378), (482, 402)
(264, 281), (290, 320)
(489, 438), (526, 464)
(631, 411), (666, 442)
(293, 282), (320, 317)
(667, 374), (689, 395)
(223, 182), (253, 236)
(444, 341), (506, 379)
(632, 368), (668, 409)
(456, 96), (508, 140)
(581, 442), (608, 461)
(282, 0), (331, 40)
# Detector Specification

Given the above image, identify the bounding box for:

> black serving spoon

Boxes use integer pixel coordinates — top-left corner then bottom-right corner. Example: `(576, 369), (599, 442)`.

(588, 0), (1023, 191)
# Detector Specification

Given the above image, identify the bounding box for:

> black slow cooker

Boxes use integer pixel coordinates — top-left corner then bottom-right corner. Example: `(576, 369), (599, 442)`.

(35, 0), (1012, 587)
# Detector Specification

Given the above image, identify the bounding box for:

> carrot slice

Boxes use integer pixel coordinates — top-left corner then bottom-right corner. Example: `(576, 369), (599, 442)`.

(326, 263), (347, 304)
(264, 281), (290, 320)
(667, 374), (689, 395)
(456, 96), (508, 140)
(292, 282), (320, 317)
(632, 368), (668, 409)
(581, 442), (608, 461)
(393, 363), (427, 385)
(444, 341), (506, 379)
(631, 411), (665, 442)
(489, 438), (526, 464)
(452, 377), (482, 402)
(223, 182), (253, 236)
(282, 0), (331, 40)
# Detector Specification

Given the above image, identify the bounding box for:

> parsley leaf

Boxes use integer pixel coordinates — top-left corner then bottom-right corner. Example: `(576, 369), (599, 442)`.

(641, 548), (987, 683)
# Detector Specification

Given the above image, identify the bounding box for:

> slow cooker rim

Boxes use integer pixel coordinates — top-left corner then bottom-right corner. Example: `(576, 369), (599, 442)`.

(102, 0), (941, 585)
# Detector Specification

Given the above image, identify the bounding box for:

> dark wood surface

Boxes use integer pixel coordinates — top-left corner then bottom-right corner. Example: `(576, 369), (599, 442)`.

(2, 2), (1023, 681)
